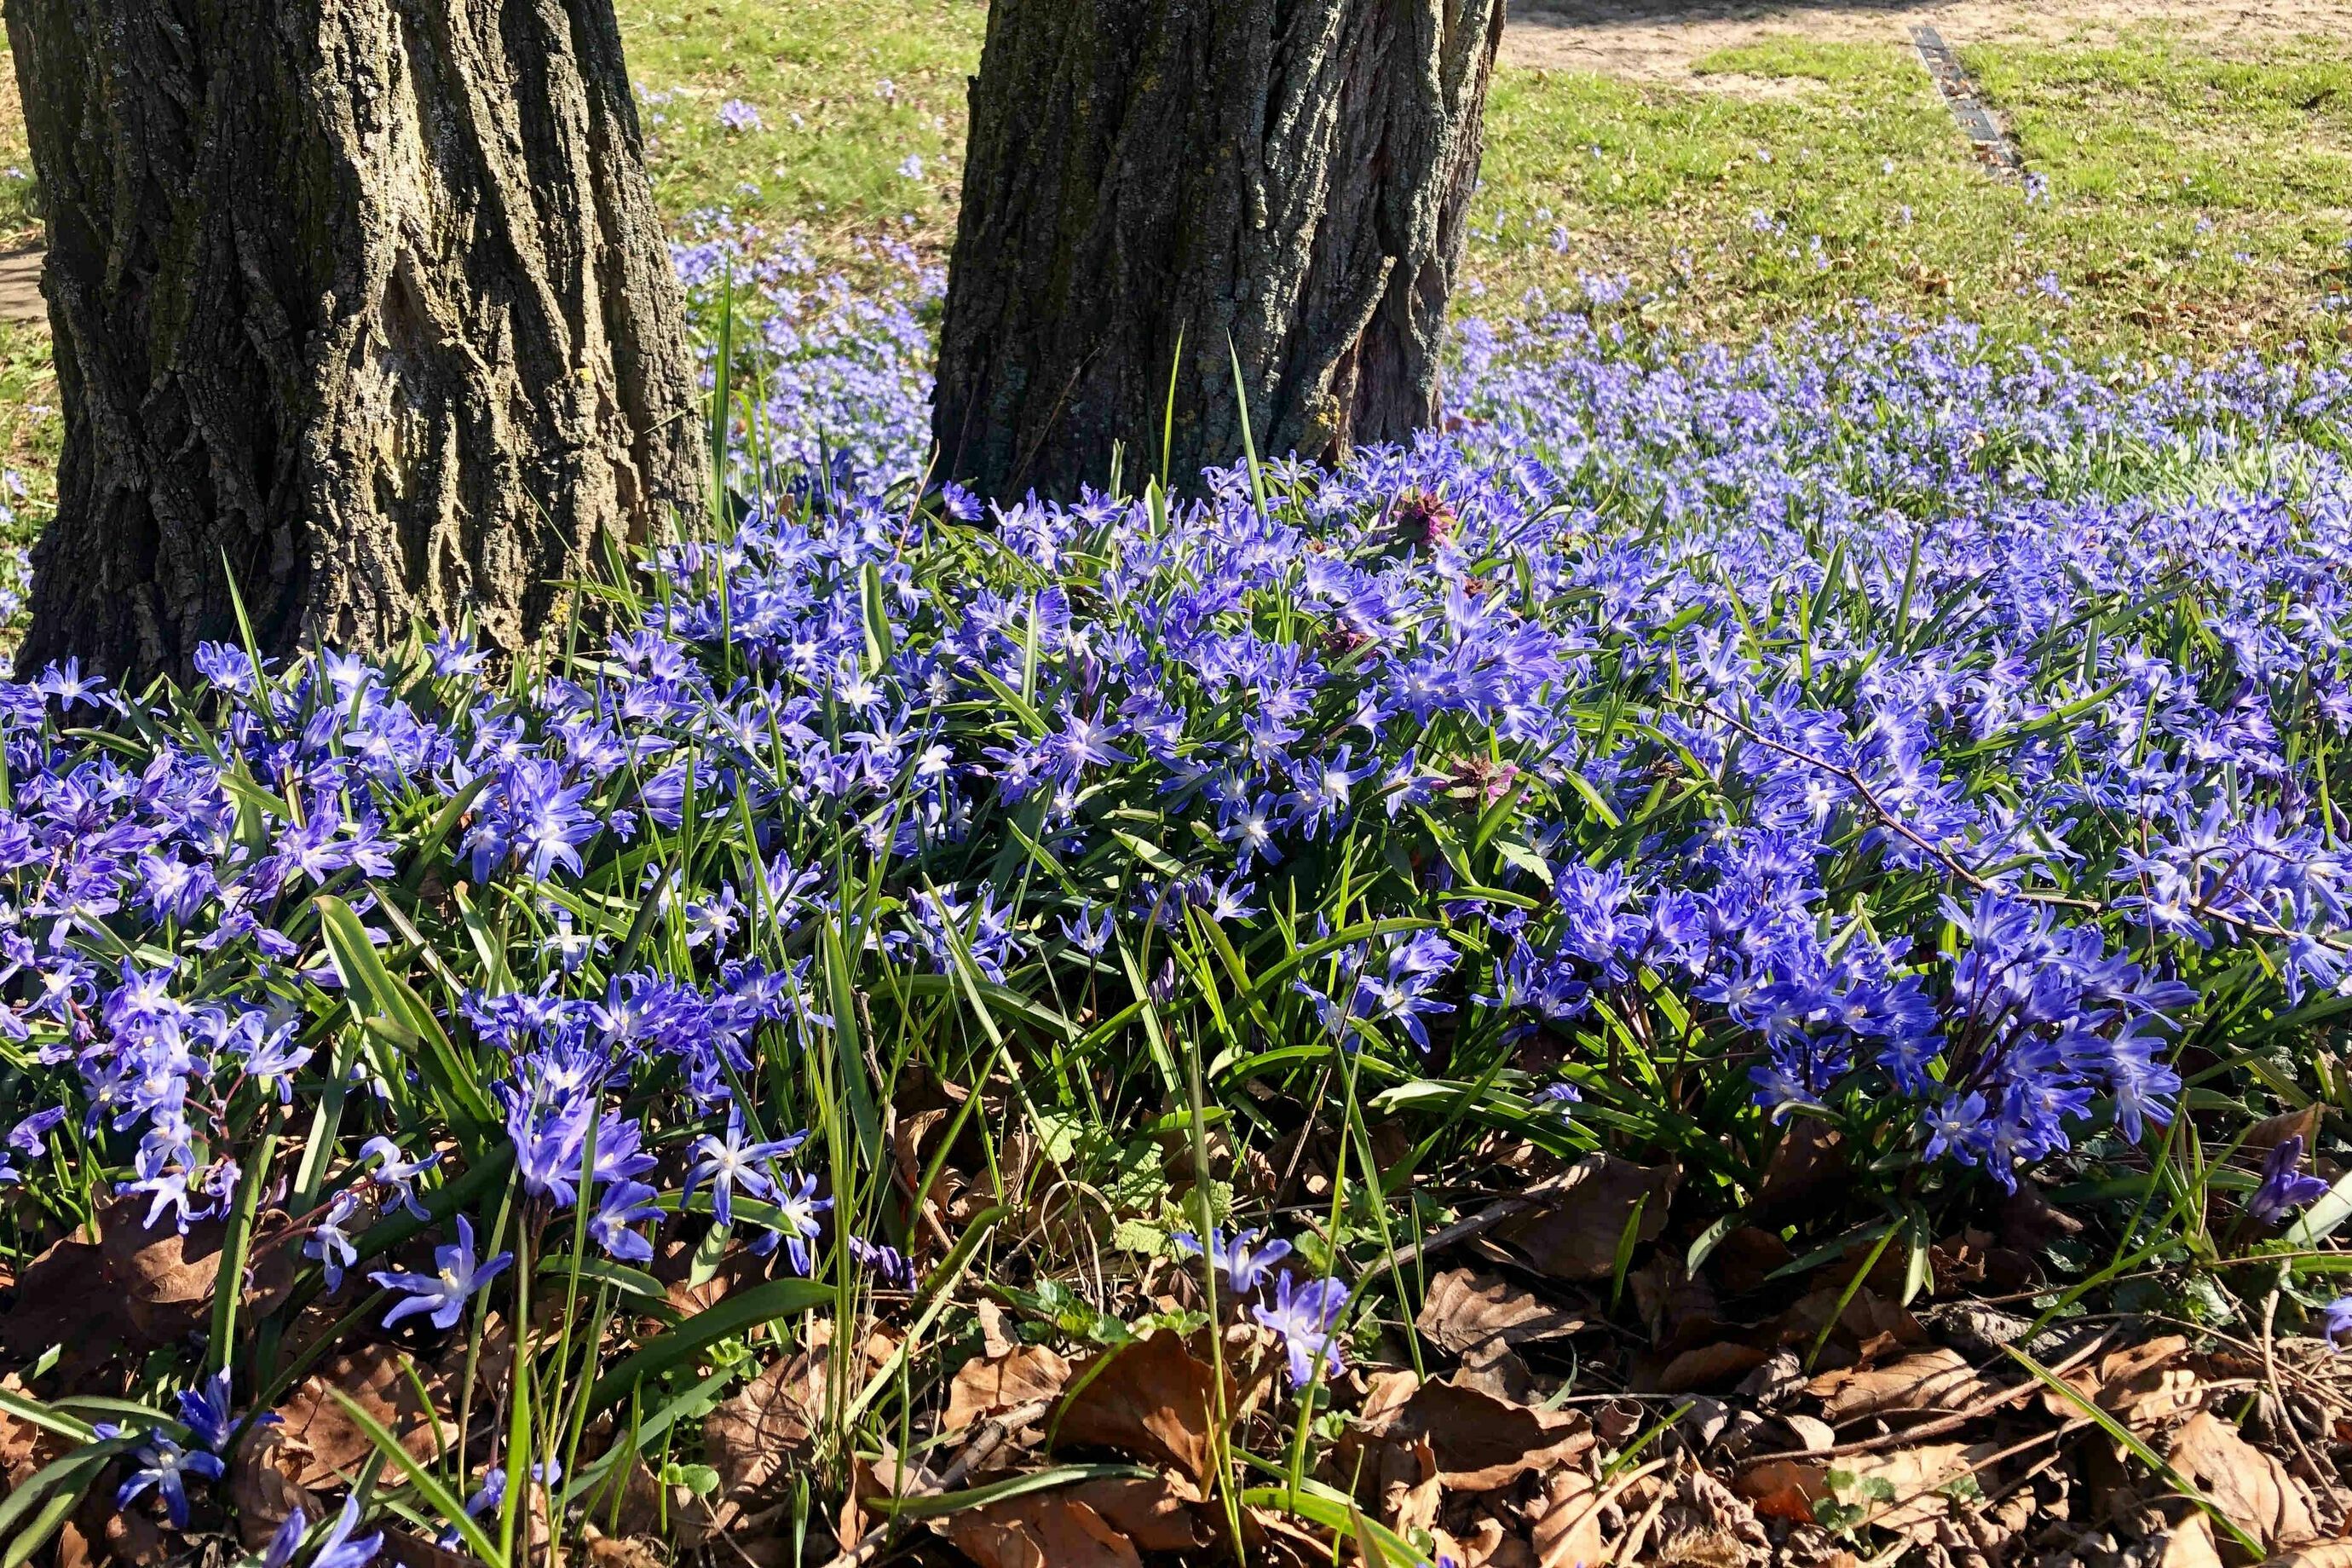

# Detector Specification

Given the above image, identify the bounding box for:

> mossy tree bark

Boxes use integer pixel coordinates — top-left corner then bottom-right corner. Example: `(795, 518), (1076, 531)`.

(933, 0), (1505, 504)
(8, 0), (704, 684)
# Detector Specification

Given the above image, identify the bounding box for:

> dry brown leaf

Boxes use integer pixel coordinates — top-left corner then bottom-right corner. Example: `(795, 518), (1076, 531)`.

(1386, 1377), (1594, 1491)
(1530, 1468), (1606, 1568)
(1064, 1473), (1215, 1554)
(1833, 1444), (1983, 1537)
(1998, 1184), (2084, 1252)
(945, 1344), (1070, 1433)
(1415, 1268), (1583, 1358)
(1779, 1413), (1836, 1452)
(2168, 1410), (2320, 1552)
(657, 1238), (770, 1319)
(581, 1536), (672, 1568)
(2244, 1105), (2320, 1157)
(853, 1442), (945, 1508)
(1053, 1329), (1229, 1482)
(946, 1494), (1143, 1568)
(1494, 1155), (1677, 1280)
(977, 1297), (1017, 1359)
(2266, 1542), (2352, 1568)
(274, 1344), (449, 1486)
(1756, 1121), (1845, 1213)
(1454, 1341), (1536, 1404)
(0, 1376), (60, 1489)
(575, 1453), (716, 1547)
(1653, 1468), (1772, 1568)
(2160, 1512), (2225, 1568)
(1714, 1226), (1797, 1296)
(1767, 1287), (1925, 1358)
(93, 1507), (170, 1568)
(1653, 1341), (1772, 1393)
(1627, 1252), (1721, 1344)
(1735, 1458), (1830, 1523)
(1344, 1430), (1443, 1536)
(1243, 1505), (1347, 1568)
(704, 1341), (829, 1508)
(1736, 1348), (1807, 1409)
(1444, 1518), (1541, 1568)
(383, 1531), (486, 1568)
(2046, 1335), (2200, 1433)
(100, 1199), (228, 1340)
(1359, 1369), (1420, 1427)
(0, 1235), (136, 1374)
(1806, 1347), (1985, 1422)
(227, 1426), (321, 1549)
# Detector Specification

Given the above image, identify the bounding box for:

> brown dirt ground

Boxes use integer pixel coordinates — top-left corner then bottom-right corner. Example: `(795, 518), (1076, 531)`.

(1502, 0), (2352, 81)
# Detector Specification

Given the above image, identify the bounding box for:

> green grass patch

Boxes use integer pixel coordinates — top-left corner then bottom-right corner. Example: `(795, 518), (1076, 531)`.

(1691, 37), (1894, 86)
(619, 0), (983, 252)
(1472, 25), (2352, 359)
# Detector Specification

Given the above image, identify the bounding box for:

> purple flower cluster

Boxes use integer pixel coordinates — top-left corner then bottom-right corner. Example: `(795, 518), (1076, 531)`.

(8, 230), (2352, 1535)
(1176, 1227), (1350, 1388)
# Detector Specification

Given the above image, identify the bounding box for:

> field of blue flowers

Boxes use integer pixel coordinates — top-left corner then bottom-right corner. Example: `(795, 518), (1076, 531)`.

(2, 222), (2351, 1565)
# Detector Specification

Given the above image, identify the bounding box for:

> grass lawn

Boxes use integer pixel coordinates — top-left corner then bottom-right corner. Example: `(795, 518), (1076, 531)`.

(0, 5), (2345, 573)
(617, 0), (981, 257)
(614, 3), (2352, 362)
(1474, 27), (2352, 356)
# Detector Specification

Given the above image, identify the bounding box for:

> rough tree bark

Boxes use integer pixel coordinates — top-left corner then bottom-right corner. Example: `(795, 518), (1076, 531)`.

(8, 0), (704, 683)
(933, 0), (1506, 504)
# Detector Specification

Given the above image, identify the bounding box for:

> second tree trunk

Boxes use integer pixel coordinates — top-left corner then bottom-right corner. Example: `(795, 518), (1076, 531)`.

(934, 0), (1506, 504)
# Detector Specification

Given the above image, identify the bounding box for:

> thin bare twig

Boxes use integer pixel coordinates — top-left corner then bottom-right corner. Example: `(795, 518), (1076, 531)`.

(1739, 1325), (2118, 1466)
(818, 1398), (1055, 1568)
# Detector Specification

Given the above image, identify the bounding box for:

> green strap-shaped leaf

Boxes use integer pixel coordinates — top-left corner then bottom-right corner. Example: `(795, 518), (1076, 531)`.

(315, 894), (497, 1133)
(585, 1277), (838, 1417)
(871, 1463), (1155, 1519)
(326, 1388), (504, 1564)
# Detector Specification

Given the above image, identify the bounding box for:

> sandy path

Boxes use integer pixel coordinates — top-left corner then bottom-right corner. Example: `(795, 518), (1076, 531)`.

(1503, 0), (2352, 80)
(0, 252), (37, 329)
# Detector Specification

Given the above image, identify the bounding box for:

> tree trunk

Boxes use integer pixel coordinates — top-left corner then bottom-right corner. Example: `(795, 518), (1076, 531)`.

(8, 0), (703, 684)
(932, 0), (1504, 504)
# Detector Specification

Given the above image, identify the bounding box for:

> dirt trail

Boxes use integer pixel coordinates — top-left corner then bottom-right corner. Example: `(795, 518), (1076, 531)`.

(0, 251), (37, 328)
(1502, 0), (2352, 81)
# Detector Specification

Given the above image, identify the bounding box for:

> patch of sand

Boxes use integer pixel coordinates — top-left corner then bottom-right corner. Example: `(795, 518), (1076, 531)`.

(0, 251), (37, 328)
(1502, 0), (2352, 81)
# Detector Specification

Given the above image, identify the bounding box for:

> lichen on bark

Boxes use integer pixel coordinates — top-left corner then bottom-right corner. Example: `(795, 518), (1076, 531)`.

(8, 0), (703, 683)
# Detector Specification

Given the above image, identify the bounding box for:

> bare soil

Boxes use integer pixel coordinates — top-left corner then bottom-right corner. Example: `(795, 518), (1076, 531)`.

(0, 251), (38, 328)
(1502, 0), (2352, 81)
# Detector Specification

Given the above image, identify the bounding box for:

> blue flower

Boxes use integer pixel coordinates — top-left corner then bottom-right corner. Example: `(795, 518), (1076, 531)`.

(261, 1507), (308, 1568)
(847, 1233), (914, 1287)
(1254, 1271), (1351, 1389)
(370, 1214), (513, 1331)
(683, 1108), (807, 1227)
(115, 1429), (224, 1527)
(2248, 1134), (2332, 1225)
(1172, 1226), (1293, 1296)
(590, 1179), (666, 1264)
(356, 1136), (439, 1219)
(312, 1496), (383, 1568)
(2324, 1296), (2352, 1346)
(176, 1367), (273, 1453)
(767, 1171), (833, 1276)
(306, 1190), (363, 1289)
